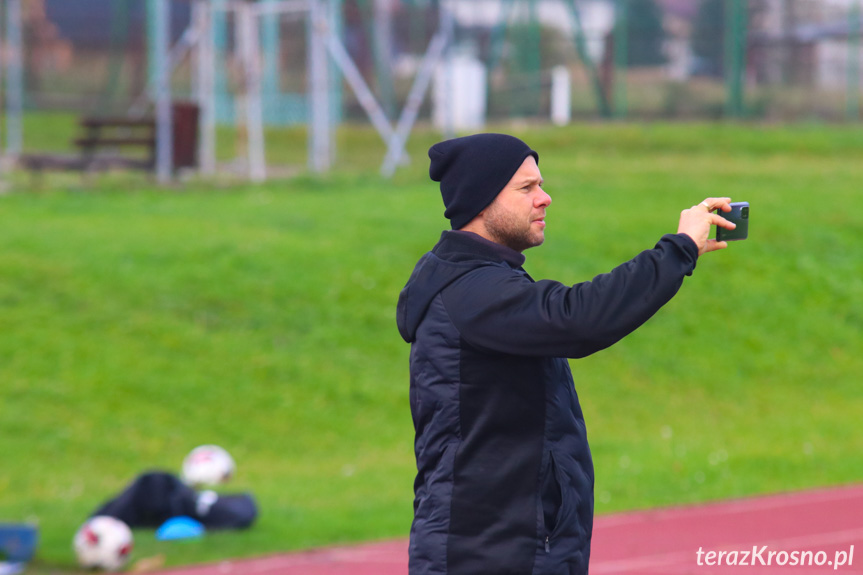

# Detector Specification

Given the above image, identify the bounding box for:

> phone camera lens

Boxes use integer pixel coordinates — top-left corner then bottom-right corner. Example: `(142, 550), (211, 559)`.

(741, 207), (749, 219)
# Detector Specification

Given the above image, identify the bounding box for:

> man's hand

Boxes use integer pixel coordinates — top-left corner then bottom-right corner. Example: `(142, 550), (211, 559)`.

(678, 197), (736, 256)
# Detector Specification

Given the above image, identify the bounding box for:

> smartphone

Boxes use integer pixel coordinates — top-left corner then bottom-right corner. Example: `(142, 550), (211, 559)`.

(716, 201), (749, 241)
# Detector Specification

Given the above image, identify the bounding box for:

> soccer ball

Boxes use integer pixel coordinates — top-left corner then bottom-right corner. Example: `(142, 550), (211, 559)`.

(73, 516), (134, 571)
(181, 444), (235, 486)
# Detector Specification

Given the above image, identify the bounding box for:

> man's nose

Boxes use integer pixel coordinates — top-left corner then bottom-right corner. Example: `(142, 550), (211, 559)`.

(536, 188), (552, 207)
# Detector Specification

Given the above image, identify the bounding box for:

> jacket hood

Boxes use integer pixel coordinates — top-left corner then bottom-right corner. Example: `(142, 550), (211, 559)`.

(396, 231), (525, 343)
(396, 251), (473, 343)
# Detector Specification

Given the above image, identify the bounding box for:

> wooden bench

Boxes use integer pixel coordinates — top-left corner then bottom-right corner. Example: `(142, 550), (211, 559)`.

(19, 116), (156, 174)
(74, 116), (157, 171)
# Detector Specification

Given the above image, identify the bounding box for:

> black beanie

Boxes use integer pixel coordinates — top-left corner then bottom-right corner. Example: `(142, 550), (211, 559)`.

(429, 133), (539, 230)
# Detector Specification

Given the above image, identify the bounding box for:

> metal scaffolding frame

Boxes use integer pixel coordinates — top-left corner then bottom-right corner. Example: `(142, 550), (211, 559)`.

(189, 0), (453, 178)
(0, 0), (595, 182)
(0, 0), (601, 184)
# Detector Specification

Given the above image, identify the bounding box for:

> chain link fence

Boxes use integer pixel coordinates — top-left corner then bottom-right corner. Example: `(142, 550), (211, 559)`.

(3, 0), (862, 133)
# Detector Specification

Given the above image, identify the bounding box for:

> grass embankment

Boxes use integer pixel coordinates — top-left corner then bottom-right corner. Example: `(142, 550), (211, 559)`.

(1, 123), (862, 571)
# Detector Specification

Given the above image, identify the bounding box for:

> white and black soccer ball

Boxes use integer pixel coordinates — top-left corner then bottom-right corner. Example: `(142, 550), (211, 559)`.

(181, 444), (236, 486)
(73, 515), (134, 571)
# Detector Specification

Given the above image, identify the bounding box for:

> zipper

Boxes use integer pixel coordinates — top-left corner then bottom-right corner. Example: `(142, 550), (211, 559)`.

(545, 535), (550, 554)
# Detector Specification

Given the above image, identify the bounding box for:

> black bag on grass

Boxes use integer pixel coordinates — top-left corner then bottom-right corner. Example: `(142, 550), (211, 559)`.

(92, 471), (257, 530)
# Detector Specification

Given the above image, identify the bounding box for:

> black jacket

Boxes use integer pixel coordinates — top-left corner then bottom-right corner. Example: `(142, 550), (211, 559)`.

(397, 230), (698, 575)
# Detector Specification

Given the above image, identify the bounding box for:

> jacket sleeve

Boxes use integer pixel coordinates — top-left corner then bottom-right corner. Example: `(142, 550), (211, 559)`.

(441, 234), (699, 359)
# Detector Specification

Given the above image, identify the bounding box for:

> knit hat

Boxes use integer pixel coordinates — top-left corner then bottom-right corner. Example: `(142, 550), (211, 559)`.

(429, 133), (539, 230)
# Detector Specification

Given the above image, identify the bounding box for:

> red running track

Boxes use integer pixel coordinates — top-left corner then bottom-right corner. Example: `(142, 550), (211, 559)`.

(155, 484), (863, 574)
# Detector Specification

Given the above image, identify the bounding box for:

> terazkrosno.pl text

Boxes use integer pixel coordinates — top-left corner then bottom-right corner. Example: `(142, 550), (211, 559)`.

(696, 545), (854, 570)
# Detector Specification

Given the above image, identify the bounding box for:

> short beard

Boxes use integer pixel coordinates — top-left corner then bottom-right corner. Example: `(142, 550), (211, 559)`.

(483, 203), (544, 253)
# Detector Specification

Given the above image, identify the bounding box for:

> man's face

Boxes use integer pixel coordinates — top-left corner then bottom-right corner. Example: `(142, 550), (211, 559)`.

(481, 156), (551, 252)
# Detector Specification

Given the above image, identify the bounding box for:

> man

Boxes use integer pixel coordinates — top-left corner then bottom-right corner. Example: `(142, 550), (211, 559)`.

(396, 133), (735, 575)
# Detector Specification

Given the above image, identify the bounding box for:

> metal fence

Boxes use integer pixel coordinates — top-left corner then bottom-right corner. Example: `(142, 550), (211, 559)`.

(1, 0), (862, 177)
(3, 0), (862, 123)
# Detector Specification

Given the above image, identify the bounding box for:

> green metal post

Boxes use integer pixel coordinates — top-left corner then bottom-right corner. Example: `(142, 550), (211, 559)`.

(847, 0), (861, 121)
(409, 0), (425, 54)
(154, 0), (172, 182)
(329, 0), (344, 126)
(613, 0), (628, 118)
(262, 0), (281, 124)
(527, 0), (541, 116)
(487, 0), (517, 75)
(724, 0), (746, 118)
(566, 0), (612, 118)
(100, 1), (130, 111)
(146, 0), (158, 100)
(213, 2), (230, 123)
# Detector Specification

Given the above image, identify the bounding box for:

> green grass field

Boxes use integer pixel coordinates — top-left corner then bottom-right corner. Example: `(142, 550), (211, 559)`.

(2, 123), (862, 572)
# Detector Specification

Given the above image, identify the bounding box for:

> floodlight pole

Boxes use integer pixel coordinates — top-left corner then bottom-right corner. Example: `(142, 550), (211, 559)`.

(154, 0), (173, 183)
(4, 0), (23, 160)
